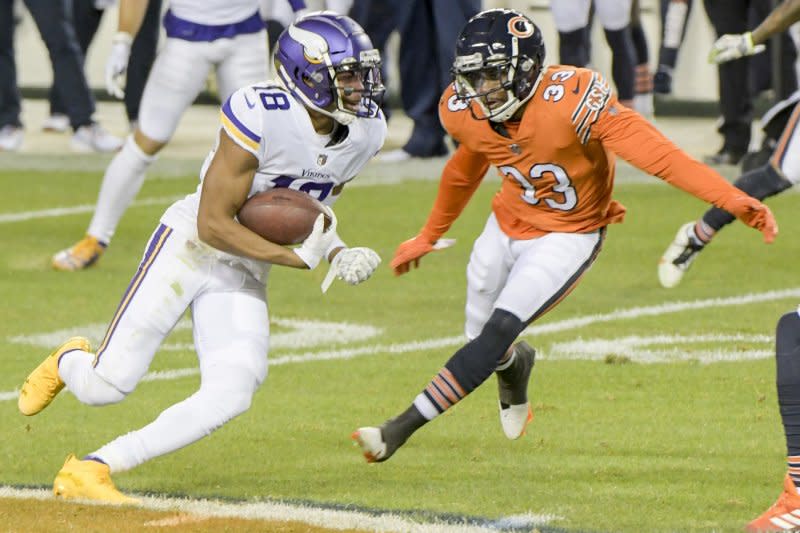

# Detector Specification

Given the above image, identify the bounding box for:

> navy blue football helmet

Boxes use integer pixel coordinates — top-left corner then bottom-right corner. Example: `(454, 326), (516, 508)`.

(452, 9), (545, 122)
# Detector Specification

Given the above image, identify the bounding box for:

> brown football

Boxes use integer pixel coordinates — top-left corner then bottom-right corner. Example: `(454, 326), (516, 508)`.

(237, 188), (330, 245)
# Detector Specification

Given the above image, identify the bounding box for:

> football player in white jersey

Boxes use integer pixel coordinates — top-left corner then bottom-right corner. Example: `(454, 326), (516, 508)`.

(51, 0), (277, 271)
(19, 12), (387, 502)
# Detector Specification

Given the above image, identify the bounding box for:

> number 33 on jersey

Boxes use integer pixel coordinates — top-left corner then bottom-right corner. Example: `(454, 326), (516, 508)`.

(439, 65), (632, 239)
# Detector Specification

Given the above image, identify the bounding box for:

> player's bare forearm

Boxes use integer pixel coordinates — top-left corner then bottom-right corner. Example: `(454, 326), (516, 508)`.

(752, 0), (800, 44)
(198, 213), (307, 268)
(197, 131), (308, 268)
(117, 0), (149, 39)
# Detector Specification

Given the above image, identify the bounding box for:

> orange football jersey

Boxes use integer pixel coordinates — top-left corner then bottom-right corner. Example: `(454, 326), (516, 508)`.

(419, 65), (748, 242)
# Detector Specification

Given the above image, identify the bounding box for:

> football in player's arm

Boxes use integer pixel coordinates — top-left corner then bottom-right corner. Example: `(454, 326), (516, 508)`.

(352, 8), (777, 471)
(19, 13), (387, 503)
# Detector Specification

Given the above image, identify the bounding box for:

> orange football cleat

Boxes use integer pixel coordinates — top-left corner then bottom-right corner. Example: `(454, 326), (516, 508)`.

(747, 475), (800, 532)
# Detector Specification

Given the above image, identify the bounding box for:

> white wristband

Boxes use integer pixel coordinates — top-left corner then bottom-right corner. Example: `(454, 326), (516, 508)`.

(113, 31), (134, 46)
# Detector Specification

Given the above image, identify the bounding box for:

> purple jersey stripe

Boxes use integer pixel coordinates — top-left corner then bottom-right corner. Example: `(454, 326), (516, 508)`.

(222, 97), (261, 143)
(94, 225), (173, 365)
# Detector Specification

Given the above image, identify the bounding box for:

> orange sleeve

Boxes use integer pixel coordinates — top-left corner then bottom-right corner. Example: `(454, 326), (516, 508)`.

(592, 105), (750, 209)
(419, 144), (490, 243)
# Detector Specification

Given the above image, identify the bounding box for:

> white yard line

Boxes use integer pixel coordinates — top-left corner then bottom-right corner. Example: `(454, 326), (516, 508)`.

(3, 289), (798, 529)
(548, 333), (774, 363)
(5, 288), (799, 401)
(0, 196), (182, 224)
(0, 487), (558, 532)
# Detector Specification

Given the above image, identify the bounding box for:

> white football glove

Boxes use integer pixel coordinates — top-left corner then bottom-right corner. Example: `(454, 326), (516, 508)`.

(709, 32), (766, 64)
(293, 207), (337, 270)
(321, 247), (381, 293)
(105, 32), (133, 99)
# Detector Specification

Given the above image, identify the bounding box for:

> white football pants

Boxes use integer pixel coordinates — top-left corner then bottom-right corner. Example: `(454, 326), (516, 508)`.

(139, 31), (268, 143)
(58, 224), (270, 472)
(464, 213), (604, 340)
(550, 0), (633, 32)
(86, 31), (268, 244)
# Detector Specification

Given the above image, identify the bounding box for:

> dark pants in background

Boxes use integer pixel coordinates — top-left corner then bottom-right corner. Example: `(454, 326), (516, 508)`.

(351, 0), (481, 157)
(703, 0), (798, 155)
(0, 0), (95, 130)
(50, 0), (162, 123)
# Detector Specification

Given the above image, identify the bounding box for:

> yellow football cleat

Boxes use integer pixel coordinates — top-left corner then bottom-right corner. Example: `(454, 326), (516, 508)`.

(54, 454), (139, 504)
(52, 235), (106, 271)
(18, 336), (90, 416)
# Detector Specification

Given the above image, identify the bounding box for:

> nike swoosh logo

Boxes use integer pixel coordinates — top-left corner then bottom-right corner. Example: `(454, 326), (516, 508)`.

(572, 79), (582, 95)
(244, 94), (256, 109)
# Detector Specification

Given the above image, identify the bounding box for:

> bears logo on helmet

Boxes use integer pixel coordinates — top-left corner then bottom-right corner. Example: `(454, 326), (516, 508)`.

(452, 9), (545, 122)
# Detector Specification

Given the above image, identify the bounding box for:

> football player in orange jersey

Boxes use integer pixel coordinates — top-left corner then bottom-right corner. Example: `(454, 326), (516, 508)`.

(352, 8), (777, 464)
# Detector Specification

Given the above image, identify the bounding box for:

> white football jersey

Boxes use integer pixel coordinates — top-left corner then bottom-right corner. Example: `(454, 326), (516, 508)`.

(161, 80), (387, 279)
(168, 0), (261, 25)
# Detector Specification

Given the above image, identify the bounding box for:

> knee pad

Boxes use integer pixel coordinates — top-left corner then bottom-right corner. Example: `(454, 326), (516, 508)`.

(445, 309), (526, 393)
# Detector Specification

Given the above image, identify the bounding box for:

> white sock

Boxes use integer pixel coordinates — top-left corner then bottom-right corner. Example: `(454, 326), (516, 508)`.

(59, 351), (125, 406)
(87, 136), (156, 244)
(413, 394), (439, 420)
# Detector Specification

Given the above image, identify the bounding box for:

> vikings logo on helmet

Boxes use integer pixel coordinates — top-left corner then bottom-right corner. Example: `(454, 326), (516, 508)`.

(274, 12), (385, 126)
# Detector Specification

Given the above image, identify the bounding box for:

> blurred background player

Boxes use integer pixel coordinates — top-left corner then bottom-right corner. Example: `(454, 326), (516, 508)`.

(52, 0), (270, 271)
(654, 0), (693, 96)
(352, 8), (777, 463)
(630, 0), (655, 117)
(43, 0), (162, 134)
(357, 0), (481, 162)
(260, 0), (353, 53)
(0, 0), (122, 152)
(658, 0), (800, 289)
(550, 0), (638, 109)
(702, 0), (799, 166)
(260, 0), (309, 52)
(19, 13), (386, 502)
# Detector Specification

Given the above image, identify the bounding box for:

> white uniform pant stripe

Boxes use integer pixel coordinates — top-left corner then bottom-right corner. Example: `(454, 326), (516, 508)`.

(95, 224), (173, 362)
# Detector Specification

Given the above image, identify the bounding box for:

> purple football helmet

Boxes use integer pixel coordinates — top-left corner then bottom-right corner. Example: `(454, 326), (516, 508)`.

(274, 11), (384, 125)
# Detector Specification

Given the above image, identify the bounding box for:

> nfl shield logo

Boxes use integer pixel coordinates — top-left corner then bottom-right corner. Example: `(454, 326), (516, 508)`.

(317, 154), (328, 166)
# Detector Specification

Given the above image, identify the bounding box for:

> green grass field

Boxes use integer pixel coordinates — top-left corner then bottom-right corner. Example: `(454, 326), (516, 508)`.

(1, 161), (798, 532)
